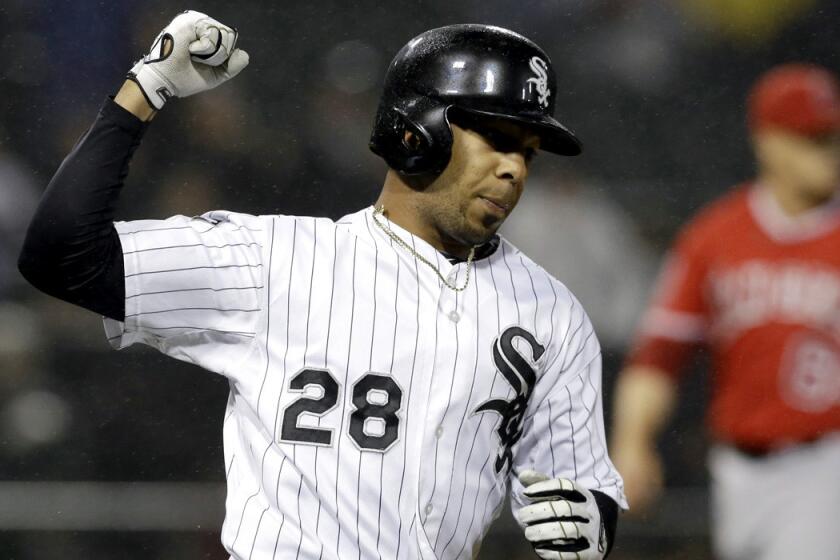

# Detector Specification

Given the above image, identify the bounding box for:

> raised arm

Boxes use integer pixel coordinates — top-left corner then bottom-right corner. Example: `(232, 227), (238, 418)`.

(18, 11), (248, 320)
(17, 88), (151, 320)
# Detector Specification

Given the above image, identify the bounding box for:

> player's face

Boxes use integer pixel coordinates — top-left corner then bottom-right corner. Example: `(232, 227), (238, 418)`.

(755, 129), (840, 201)
(418, 116), (540, 248)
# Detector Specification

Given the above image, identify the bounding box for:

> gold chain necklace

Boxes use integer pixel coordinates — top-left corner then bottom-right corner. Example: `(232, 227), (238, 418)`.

(371, 205), (476, 292)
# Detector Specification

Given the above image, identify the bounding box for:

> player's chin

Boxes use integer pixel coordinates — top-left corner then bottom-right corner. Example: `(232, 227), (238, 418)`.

(462, 217), (501, 246)
(479, 210), (507, 234)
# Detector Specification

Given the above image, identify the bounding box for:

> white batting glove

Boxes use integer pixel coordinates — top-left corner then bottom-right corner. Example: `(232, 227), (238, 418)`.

(127, 10), (249, 110)
(517, 470), (607, 560)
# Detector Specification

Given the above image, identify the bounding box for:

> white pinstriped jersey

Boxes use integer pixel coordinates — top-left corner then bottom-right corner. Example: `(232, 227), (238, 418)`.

(104, 205), (626, 560)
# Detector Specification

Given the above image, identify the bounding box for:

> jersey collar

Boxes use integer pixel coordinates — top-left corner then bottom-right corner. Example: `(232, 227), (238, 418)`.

(442, 236), (500, 264)
(748, 183), (840, 243)
(360, 205), (500, 264)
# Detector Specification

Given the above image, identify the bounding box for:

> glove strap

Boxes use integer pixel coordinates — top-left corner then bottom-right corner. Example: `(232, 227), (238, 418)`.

(591, 490), (618, 557)
(127, 59), (173, 110)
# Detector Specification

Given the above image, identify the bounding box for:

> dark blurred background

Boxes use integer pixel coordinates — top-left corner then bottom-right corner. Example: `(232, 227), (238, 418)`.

(1, 0), (836, 558)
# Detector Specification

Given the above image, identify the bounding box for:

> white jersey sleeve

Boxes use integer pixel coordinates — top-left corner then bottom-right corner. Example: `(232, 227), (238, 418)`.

(510, 287), (628, 514)
(103, 210), (273, 376)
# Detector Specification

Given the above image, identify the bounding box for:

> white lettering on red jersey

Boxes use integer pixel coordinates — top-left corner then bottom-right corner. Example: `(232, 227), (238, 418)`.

(629, 185), (840, 447)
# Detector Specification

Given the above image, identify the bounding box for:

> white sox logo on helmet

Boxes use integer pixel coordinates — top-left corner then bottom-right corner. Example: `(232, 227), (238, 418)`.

(526, 56), (550, 108)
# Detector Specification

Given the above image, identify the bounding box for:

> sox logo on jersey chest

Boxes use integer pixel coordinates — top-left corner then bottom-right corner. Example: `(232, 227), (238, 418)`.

(475, 326), (546, 473)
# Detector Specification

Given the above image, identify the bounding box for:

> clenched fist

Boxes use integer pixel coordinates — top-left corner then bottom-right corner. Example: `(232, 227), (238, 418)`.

(128, 10), (249, 110)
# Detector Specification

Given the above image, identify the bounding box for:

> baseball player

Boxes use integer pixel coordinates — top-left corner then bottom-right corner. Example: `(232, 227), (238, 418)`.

(611, 63), (840, 560)
(19, 11), (626, 559)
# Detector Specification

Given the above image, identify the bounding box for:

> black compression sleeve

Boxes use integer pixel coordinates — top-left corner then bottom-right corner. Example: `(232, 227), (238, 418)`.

(18, 98), (150, 321)
(592, 490), (619, 558)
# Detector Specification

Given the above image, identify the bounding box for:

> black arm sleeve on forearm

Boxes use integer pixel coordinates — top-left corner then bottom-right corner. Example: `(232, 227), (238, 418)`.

(17, 98), (150, 321)
(592, 490), (619, 558)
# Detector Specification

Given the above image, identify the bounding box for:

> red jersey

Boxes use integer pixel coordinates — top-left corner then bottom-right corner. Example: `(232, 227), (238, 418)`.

(628, 184), (840, 449)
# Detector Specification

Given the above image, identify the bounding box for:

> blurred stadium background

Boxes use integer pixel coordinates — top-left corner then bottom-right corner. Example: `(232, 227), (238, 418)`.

(1, 0), (836, 558)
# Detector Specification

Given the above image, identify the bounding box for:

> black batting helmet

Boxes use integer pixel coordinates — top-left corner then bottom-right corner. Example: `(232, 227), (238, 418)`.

(369, 24), (581, 175)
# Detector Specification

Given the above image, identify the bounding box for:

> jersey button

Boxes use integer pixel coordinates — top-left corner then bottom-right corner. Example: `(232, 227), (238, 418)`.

(425, 503), (433, 515)
(448, 310), (460, 323)
(435, 426), (444, 438)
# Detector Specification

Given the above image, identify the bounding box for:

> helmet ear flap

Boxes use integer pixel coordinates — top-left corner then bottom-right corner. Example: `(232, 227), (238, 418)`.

(370, 100), (455, 175)
(396, 110), (430, 154)
(393, 104), (453, 175)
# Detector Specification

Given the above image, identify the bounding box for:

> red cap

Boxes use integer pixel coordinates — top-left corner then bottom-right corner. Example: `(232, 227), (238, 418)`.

(748, 63), (840, 137)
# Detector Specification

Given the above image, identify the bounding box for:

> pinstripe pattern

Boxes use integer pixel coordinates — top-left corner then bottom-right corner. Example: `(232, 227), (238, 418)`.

(315, 225), (339, 560)
(103, 206), (626, 559)
(434, 258), (480, 556)
(394, 233), (421, 559)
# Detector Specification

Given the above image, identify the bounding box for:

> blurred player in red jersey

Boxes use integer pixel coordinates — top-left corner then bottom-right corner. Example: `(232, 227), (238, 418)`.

(611, 63), (840, 560)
